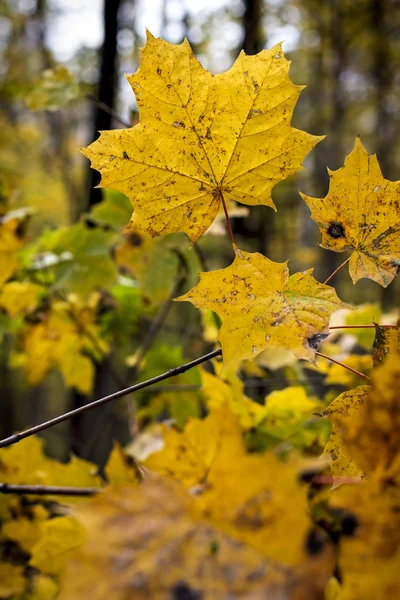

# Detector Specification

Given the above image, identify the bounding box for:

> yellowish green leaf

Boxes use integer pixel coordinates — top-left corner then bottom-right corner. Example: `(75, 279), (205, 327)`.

(177, 249), (347, 366)
(0, 209), (30, 287)
(10, 294), (108, 394)
(26, 66), (80, 112)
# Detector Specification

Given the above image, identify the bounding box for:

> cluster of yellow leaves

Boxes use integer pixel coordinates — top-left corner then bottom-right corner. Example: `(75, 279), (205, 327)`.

(9, 293), (108, 394)
(0, 441), (138, 599)
(26, 66), (80, 112)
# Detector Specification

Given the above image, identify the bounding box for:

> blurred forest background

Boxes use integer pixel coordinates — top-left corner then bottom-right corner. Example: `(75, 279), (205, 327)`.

(1, 0), (399, 466)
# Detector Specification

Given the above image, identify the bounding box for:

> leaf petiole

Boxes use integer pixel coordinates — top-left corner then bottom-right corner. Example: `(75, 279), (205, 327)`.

(323, 256), (351, 284)
(219, 189), (236, 252)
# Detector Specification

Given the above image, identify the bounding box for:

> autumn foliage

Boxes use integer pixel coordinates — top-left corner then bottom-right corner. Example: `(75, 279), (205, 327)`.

(1, 32), (400, 600)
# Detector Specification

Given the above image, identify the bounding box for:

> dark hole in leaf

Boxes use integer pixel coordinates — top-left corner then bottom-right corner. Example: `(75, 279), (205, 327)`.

(123, 151), (130, 159)
(327, 222), (345, 239)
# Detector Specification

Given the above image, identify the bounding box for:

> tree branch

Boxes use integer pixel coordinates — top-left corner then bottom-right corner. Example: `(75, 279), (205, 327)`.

(0, 348), (222, 449)
(0, 483), (99, 497)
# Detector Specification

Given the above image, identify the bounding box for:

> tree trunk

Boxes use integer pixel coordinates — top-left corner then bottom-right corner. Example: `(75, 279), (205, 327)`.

(86, 0), (122, 210)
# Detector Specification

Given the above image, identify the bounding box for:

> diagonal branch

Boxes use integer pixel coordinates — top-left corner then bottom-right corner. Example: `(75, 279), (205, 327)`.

(0, 348), (222, 449)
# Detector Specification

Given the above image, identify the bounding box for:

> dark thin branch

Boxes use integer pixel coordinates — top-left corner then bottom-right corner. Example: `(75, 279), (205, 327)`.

(329, 324), (396, 330)
(128, 272), (185, 374)
(0, 349), (222, 449)
(0, 483), (99, 497)
(85, 94), (131, 129)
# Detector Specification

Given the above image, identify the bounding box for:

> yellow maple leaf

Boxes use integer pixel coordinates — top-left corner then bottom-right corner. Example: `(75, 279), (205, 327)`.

(58, 478), (332, 599)
(177, 249), (347, 365)
(322, 353), (400, 483)
(144, 406), (244, 488)
(321, 386), (369, 481)
(144, 406), (331, 569)
(301, 138), (400, 287)
(83, 32), (322, 243)
(329, 479), (400, 600)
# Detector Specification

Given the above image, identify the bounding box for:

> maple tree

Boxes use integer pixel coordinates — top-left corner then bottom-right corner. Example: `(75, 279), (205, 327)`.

(1, 31), (400, 600)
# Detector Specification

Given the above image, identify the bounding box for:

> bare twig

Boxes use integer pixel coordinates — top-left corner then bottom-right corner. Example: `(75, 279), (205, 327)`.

(0, 348), (222, 449)
(329, 324), (396, 330)
(323, 256), (351, 285)
(129, 273), (185, 374)
(310, 475), (363, 486)
(0, 483), (99, 497)
(316, 351), (370, 380)
(85, 93), (131, 128)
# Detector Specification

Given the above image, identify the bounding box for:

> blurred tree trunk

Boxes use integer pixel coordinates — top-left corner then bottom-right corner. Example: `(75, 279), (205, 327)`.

(242, 0), (265, 55)
(86, 0), (122, 210)
(372, 0), (394, 176)
(371, 0), (398, 307)
(72, 0), (124, 463)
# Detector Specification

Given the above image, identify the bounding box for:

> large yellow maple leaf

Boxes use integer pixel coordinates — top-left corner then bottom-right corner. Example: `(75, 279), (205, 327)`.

(301, 138), (400, 287)
(322, 353), (400, 483)
(58, 478), (332, 600)
(177, 250), (347, 365)
(83, 32), (322, 243)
